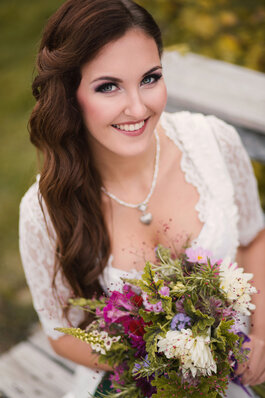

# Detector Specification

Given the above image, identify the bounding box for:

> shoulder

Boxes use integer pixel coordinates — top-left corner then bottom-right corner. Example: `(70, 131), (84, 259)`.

(20, 175), (40, 218)
(20, 175), (46, 226)
(19, 175), (55, 239)
(161, 110), (240, 143)
(205, 114), (243, 150)
(160, 111), (245, 164)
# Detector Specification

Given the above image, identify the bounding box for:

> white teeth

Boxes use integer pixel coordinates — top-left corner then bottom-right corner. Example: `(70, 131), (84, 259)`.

(113, 120), (145, 131)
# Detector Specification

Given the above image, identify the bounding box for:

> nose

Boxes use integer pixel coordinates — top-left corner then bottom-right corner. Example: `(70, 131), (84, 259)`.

(124, 89), (147, 119)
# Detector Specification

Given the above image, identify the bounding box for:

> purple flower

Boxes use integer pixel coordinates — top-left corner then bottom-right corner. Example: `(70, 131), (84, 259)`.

(133, 355), (150, 376)
(135, 375), (156, 397)
(170, 313), (191, 330)
(185, 247), (216, 265)
(159, 286), (170, 296)
(133, 362), (142, 374)
(110, 363), (128, 389)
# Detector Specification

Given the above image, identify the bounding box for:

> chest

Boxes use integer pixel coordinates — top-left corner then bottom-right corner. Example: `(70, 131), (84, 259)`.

(103, 142), (204, 272)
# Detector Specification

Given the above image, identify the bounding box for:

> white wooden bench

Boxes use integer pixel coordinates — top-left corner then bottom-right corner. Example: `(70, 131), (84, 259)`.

(0, 326), (76, 398)
(163, 51), (265, 162)
(1, 50), (264, 398)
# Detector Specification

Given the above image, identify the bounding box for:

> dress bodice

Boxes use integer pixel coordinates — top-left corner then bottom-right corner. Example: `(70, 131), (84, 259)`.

(19, 111), (264, 340)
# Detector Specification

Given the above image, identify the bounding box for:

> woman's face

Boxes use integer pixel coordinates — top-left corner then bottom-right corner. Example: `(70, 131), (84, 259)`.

(76, 29), (167, 158)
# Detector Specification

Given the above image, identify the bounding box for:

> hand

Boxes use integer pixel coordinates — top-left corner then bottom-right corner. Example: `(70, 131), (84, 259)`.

(236, 334), (265, 386)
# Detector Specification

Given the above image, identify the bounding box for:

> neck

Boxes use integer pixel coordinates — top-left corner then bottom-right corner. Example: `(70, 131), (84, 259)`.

(90, 134), (158, 202)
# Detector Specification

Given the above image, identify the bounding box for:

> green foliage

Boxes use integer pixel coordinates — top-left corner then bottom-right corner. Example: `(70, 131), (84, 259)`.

(252, 383), (265, 398)
(55, 327), (92, 343)
(151, 370), (225, 398)
(137, 0), (265, 73)
(143, 323), (164, 361)
(184, 298), (215, 336)
(138, 262), (164, 296)
(98, 342), (129, 368)
(69, 297), (107, 312)
(95, 383), (141, 398)
(214, 319), (238, 352)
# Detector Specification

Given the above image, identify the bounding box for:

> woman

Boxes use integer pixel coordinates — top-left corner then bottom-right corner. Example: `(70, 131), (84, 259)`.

(19, 0), (265, 397)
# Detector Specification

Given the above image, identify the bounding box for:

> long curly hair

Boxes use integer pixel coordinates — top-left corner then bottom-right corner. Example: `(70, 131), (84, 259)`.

(29, 0), (163, 303)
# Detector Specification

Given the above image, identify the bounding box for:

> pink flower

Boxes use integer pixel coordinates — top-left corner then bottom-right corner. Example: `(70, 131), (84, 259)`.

(159, 286), (170, 297)
(185, 247), (216, 265)
(142, 292), (163, 312)
(103, 291), (134, 323)
(103, 285), (143, 324)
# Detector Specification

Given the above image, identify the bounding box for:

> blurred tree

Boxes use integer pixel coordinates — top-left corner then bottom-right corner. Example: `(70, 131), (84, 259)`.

(137, 0), (265, 72)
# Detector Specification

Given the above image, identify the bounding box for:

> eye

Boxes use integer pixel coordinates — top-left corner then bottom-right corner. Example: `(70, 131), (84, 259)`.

(141, 73), (162, 86)
(95, 82), (118, 93)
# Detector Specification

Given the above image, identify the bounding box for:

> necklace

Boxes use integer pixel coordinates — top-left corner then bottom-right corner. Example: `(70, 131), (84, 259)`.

(101, 130), (160, 225)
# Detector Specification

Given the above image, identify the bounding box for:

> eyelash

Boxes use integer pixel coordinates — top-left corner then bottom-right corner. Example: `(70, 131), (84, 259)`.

(95, 73), (162, 93)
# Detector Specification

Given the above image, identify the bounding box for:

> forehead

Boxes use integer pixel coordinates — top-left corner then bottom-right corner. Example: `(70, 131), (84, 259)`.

(80, 29), (160, 79)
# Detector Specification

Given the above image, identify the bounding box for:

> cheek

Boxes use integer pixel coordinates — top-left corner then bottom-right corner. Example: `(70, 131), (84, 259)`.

(77, 88), (123, 129)
(77, 92), (105, 127)
(158, 83), (168, 110)
(147, 82), (167, 112)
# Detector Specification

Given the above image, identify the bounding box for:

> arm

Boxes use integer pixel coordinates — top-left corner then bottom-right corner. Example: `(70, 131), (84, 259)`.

(48, 335), (113, 371)
(238, 228), (265, 339)
(236, 228), (265, 386)
(207, 116), (265, 385)
(19, 181), (111, 372)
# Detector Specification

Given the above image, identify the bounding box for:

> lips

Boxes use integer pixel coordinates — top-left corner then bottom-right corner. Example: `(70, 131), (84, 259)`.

(112, 120), (145, 132)
(112, 118), (149, 136)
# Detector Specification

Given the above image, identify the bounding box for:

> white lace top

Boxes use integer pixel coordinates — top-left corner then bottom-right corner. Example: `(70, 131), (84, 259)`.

(19, 111), (264, 340)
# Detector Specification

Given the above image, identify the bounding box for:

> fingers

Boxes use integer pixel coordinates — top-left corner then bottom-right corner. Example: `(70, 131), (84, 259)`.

(241, 336), (265, 386)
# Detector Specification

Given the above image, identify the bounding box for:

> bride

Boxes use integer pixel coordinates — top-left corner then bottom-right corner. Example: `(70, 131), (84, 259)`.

(19, 0), (265, 396)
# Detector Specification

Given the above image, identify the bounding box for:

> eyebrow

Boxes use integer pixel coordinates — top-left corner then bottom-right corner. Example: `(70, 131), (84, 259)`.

(91, 65), (162, 84)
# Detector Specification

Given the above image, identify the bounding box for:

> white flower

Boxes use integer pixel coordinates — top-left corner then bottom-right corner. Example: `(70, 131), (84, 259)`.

(91, 342), (106, 355)
(88, 331), (121, 354)
(219, 258), (257, 316)
(157, 328), (217, 378)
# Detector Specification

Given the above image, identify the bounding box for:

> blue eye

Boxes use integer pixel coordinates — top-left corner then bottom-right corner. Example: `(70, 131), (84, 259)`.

(141, 73), (162, 86)
(95, 82), (117, 93)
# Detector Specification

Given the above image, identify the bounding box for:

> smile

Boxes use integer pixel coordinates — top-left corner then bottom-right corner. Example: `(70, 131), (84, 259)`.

(112, 120), (145, 132)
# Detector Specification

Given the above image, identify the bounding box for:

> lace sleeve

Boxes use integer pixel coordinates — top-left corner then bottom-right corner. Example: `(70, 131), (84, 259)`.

(19, 179), (84, 339)
(207, 116), (265, 246)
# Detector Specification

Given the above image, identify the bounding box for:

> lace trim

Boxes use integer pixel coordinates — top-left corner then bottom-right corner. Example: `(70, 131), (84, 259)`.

(161, 111), (240, 260)
(160, 113), (208, 225)
(207, 115), (265, 246)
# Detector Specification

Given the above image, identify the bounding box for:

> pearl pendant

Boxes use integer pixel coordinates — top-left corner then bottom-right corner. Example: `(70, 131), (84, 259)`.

(138, 203), (147, 212)
(140, 212), (152, 225)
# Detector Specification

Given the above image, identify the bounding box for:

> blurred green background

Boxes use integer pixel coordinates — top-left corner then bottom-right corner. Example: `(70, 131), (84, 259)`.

(0, 0), (264, 353)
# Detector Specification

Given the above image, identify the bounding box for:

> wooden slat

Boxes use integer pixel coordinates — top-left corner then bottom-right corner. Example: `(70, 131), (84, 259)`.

(165, 100), (265, 163)
(0, 330), (76, 398)
(163, 51), (265, 134)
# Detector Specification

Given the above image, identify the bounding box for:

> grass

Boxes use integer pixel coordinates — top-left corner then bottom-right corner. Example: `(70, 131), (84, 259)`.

(0, 0), (64, 352)
(0, 0), (264, 353)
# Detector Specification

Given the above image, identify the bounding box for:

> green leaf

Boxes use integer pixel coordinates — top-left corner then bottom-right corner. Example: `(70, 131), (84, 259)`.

(138, 262), (164, 296)
(184, 298), (215, 335)
(144, 324), (164, 362)
(214, 319), (238, 351)
(151, 370), (227, 398)
(69, 297), (106, 311)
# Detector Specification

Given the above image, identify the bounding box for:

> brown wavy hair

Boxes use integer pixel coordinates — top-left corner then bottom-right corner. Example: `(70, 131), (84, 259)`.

(29, 0), (163, 305)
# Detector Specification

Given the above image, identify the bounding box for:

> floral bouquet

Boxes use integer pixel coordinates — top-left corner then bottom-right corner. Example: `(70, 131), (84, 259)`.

(57, 245), (258, 398)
